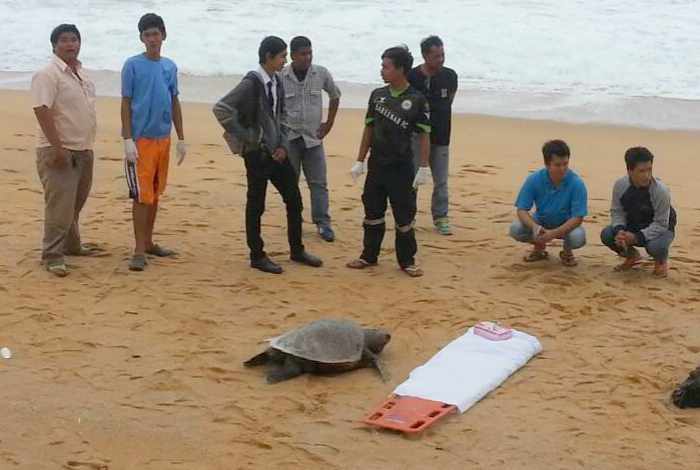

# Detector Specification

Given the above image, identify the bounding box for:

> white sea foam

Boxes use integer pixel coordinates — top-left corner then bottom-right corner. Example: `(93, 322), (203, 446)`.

(2, 0), (699, 129)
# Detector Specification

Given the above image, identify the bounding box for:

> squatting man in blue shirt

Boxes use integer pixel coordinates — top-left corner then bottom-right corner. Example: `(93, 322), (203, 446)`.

(509, 139), (588, 267)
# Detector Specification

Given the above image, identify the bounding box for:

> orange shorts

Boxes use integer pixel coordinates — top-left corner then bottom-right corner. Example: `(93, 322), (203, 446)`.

(125, 137), (170, 205)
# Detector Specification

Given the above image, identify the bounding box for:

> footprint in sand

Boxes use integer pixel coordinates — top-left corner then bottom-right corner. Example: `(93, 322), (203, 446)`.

(65, 460), (109, 469)
(458, 163), (497, 175)
(16, 187), (41, 194)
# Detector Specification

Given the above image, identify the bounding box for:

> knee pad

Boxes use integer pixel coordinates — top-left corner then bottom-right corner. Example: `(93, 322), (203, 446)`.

(363, 217), (385, 227)
(396, 221), (415, 234)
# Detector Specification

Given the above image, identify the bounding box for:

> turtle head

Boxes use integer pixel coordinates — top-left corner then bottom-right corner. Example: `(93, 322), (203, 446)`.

(364, 328), (391, 354)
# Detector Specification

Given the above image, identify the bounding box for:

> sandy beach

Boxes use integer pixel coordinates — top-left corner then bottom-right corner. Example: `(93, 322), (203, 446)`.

(1, 89), (699, 469)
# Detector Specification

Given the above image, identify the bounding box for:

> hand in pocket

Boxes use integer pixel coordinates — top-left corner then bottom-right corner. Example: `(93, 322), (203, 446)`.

(48, 147), (70, 169)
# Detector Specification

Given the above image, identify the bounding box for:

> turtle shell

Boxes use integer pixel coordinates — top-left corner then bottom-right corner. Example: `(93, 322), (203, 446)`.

(270, 319), (365, 364)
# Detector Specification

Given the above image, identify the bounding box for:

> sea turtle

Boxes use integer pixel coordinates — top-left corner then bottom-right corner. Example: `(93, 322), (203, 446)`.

(672, 365), (700, 408)
(244, 319), (391, 383)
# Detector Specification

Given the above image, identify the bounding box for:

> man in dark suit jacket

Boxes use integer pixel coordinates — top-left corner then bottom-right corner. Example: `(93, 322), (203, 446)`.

(213, 36), (322, 274)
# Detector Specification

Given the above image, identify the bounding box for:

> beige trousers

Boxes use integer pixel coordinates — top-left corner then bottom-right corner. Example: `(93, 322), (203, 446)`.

(36, 147), (94, 262)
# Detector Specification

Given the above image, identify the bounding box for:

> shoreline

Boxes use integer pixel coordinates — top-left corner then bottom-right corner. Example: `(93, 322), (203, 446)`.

(3, 69), (700, 131)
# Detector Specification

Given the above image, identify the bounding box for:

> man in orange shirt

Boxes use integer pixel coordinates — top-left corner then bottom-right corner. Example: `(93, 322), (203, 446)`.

(31, 24), (102, 277)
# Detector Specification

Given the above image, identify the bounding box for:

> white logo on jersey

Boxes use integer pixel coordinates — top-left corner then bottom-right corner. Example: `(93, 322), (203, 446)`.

(401, 99), (412, 110)
(441, 88), (448, 98)
(375, 102), (409, 130)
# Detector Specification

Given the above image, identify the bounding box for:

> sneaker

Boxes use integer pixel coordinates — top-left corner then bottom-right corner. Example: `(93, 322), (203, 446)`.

(434, 219), (452, 236)
(318, 225), (335, 242)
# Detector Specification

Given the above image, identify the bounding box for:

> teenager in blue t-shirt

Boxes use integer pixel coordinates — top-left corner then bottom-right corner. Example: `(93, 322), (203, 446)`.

(120, 13), (186, 272)
(509, 140), (588, 266)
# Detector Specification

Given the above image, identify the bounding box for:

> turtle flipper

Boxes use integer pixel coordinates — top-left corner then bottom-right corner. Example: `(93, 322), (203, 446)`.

(244, 350), (271, 367)
(364, 349), (389, 382)
(672, 369), (700, 408)
(266, 357), (305, 384)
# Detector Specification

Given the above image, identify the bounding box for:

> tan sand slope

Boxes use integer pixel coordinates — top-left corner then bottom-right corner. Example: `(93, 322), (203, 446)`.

(1, 90), (699, 469)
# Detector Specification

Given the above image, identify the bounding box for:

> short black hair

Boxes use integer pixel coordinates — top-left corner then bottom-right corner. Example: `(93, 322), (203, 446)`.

(258, 36), (287, 65)
(542, 139), (570, 165)
(420, 35), (443, 56)
(381, 45), (413, 76)
(624, 146), (654, 170)
(138, 13), (166, 39)
(290, 36), (311, 54)
(50, 24), (81, 48)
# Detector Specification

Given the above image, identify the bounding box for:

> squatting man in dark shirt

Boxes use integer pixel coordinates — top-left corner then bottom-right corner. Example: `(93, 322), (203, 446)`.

(600, 146), (676, 277)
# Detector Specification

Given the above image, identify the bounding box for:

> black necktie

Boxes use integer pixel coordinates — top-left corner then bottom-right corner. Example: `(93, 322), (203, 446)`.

(267, 80), (274, 114)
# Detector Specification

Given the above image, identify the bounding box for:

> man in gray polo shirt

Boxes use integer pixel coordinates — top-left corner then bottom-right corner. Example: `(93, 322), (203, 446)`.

(281, 36), (341, 242)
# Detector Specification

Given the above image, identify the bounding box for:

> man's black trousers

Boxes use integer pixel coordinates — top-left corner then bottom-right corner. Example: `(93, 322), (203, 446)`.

(243, 150), (304, 261)
(360, 162), (418, 267)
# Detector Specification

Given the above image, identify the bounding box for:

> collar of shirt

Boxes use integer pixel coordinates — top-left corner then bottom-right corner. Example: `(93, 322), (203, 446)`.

(544, 168), (572, 190)
(258, 66), (276, 87)
(52, 54), (82, 73)
(283, 64), (315, 83)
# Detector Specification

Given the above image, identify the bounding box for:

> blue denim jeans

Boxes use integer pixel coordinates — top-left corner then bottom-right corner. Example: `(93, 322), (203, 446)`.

(600, 225), (674, 262)
(287, 138), (331, 228)
(509, 219), (586, 250)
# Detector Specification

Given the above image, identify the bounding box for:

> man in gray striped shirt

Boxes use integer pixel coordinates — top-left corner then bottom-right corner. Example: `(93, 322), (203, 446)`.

(600, 147), (676, 277)
(281, 36), (341, 242)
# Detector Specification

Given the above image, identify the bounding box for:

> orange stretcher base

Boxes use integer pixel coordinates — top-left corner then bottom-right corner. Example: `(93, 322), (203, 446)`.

(363, 394), (457, 433)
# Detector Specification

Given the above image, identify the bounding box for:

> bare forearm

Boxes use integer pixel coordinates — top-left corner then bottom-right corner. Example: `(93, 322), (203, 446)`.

(33, 107), (62, 148)
(357, 126), (372, 161)
(419, 132), (429, 167)
(121, 98), (132, 139)
(327, 98), (339, 124)
(551, 217), (583, 238)
(172, 96), (184, 140)
(517, 209), (538, 229)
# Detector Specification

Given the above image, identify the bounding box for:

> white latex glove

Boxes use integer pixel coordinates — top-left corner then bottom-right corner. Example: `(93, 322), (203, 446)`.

(532, 223), (544, 240)
(413, 166), (432, 188)
(176, 140), (187, 166)
(124, 138), (139, 163)
(350, 161), (367, 183)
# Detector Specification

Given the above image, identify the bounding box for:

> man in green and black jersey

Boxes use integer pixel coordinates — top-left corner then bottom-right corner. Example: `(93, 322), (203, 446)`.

(347, 46), (431, 277)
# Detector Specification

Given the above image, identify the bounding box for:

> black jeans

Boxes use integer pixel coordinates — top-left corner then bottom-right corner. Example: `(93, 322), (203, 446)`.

(360, 162), (418, 267)
(243, 150), (304, 261)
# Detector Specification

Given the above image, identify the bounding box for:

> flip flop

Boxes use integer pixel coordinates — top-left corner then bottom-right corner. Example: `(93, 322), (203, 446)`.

(653, 261), (668, 278)
(401, 265), (424, 277)
(346, 258), (377, 269)
(614, 254), (642, 272)
(46, 260), (69, 277)
(145, 244), (177, 257)
(559, 250), (578, 267)
(523, 250), (549, 262)
(128, 254), (147, 271)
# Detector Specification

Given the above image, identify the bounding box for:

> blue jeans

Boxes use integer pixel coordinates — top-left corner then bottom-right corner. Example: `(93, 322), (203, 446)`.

(509, 219), (586, 250)
(287, 138), (331, 228)
(412, 138), (449, 221)
(600, 225), (674, 262)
